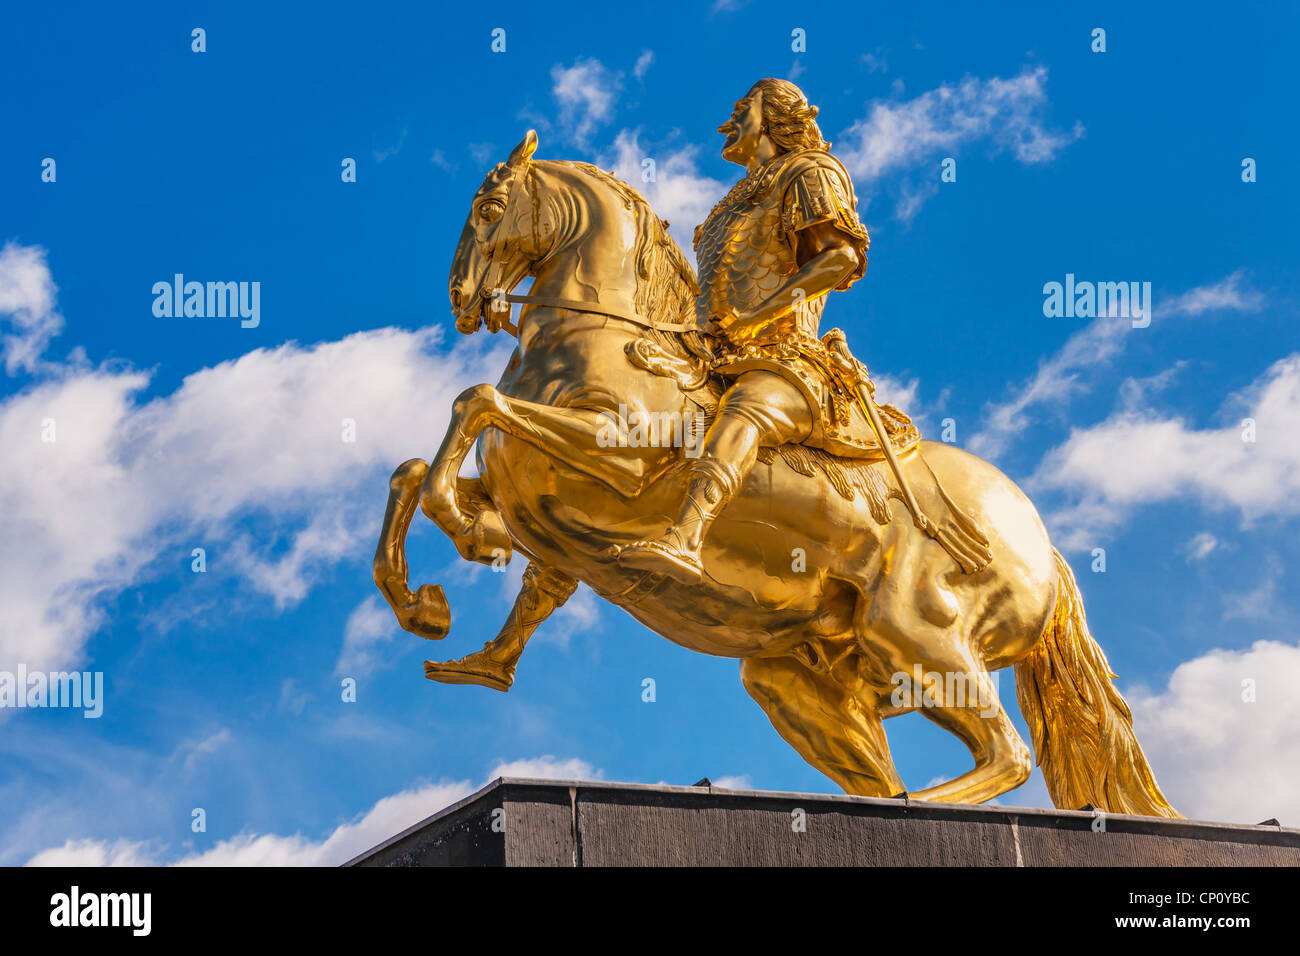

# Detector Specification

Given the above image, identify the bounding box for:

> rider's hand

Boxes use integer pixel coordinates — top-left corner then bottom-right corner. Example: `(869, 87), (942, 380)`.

(711, 306), (744, 332)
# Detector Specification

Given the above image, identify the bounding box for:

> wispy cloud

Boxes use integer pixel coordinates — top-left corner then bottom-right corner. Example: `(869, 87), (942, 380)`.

(26, 755), (604, 866)
(0, 242), (64, 375)
(969, 271), (1266, 460)
(1160, 270), (1266, 316)
(176, 728), (233, 775)
(860, 48), (888, 74)
(1184, 531), (1219, 562)
(429, 148), (456, 172)
(604, 129), (727, 262)
(550, 58), (623, 147)
(335, 595), (399, 677)
(1126, 639), (1300, 825)
(371, 128), (408, 164)
(1031, 352), (1300, 549)
(0, 244), (509, 673)
(468, 142), (497, 166)
(837, 66), (1083, 221)
(1220, 559), (1282, 623)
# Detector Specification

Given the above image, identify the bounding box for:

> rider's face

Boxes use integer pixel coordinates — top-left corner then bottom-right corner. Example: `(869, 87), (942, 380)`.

(718, 92), (764, 165)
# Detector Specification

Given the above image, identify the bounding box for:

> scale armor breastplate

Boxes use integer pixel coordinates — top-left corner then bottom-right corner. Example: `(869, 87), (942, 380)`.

(695, 160), (824, 344)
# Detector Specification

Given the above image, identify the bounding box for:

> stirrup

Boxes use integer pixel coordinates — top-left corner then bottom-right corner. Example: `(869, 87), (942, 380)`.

(616, 538), (704, 584)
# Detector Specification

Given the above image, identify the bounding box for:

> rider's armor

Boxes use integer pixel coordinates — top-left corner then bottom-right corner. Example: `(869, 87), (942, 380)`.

(694, 148), (917, 458)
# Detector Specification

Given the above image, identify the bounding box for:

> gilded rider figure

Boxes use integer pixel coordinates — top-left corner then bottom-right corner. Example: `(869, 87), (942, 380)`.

(383, 79), (1169, 819)
(422, 79), (987, 693)
(616, 78), (913, 584)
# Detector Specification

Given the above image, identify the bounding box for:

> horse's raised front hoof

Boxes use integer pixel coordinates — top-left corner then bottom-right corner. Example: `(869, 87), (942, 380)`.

(398, 584), (451, 640)
(424, 647), (515, 692)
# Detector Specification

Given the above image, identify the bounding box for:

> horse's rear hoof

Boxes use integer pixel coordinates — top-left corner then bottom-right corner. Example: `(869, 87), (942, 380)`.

(425, 656), (513, 692)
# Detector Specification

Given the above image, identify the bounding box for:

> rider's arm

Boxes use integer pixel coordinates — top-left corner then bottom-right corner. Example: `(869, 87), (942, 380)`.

(714, 160), (869, 338)
(715, 223), (860, 335)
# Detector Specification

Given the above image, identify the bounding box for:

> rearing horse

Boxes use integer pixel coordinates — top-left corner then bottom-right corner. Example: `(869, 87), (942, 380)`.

(373, 130), (1178, 817)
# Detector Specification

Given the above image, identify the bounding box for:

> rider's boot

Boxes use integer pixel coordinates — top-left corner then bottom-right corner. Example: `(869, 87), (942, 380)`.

(615, 415), (752, 584)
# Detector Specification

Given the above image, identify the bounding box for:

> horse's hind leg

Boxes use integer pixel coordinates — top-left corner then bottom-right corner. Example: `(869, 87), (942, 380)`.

(425, 562), (577, 691)
(907, 660), (1033, 806)
(740, 644), (903, 797)
(874, 612), (1032, 804)
(854, 543), (1033, 805)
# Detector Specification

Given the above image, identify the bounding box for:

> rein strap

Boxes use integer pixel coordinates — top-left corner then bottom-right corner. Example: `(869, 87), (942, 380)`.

(502, 292), (703, 334)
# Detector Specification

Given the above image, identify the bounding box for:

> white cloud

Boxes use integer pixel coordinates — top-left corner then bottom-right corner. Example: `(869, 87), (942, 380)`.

(27, 838), (157, 867)
(279, 678), (309, 715)
(1031, 353), (1300, 549)
(228, 509), (357, 608)
(1161, 270), (1266, 316)
(1127, 639), (1300, 825)
(0, 243), (510, 672)
(633, 50), (654, 82)
(429, 148), (456, 172)
(970, 272), (1265, 460)
(26, 754), (607, 866)
(970, 315), (1132, 460)
(0, 241), (64, 374)
(860, 49), (888, 74)
(371, 129), (407, 164)
(546, 585), (601, 647)
(176, 728), (233, 775)
(871, 373), (921, 420)
(605, 129), (727, 261)
(711, 774), (752, 789)
(1220, 559), (1282, 623)
(176, 779), (476, 866)
(837, 66), (1082, 220)
(1185, 532), (1219, 562)
(551, 58), (622, 146)
(468, 142), (497, 166)
(336, 595), (399, 677)
(487, 755), (602, 780)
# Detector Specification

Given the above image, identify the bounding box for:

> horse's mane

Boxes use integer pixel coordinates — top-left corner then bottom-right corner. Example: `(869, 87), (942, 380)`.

(559, 162), (714, 363)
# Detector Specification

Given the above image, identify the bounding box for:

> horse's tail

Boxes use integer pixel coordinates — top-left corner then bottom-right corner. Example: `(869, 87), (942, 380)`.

(1014, 548), (1180, 818)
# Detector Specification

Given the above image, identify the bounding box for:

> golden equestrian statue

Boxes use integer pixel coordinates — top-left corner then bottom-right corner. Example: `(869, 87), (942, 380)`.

(372, 79), (1178, 817)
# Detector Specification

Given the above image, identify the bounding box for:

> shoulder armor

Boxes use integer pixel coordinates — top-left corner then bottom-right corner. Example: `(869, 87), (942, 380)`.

(774, 151), (869, 285)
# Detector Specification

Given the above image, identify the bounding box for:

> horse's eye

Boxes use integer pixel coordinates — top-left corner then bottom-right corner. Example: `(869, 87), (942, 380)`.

(478, 200), (505, 223)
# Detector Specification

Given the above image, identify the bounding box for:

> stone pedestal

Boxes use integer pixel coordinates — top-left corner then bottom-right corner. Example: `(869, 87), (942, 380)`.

(345, 777), (1300, 867)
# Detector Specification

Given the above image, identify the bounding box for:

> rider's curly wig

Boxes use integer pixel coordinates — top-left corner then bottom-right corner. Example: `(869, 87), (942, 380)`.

(748, 78), (830, 152)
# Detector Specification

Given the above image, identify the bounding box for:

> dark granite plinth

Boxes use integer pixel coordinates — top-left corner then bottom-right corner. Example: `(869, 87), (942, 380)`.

(344, 778), (1300, 867)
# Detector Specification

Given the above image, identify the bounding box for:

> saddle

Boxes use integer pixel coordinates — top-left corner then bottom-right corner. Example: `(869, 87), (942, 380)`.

(626, 328), (992, 573)
(626, 329), (920, 463)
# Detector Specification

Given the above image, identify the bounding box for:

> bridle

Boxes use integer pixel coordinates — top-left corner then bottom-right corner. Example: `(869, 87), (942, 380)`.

(463, 160), (704, 337)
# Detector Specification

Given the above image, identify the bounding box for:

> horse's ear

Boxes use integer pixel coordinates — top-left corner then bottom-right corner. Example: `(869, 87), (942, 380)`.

(507, 129), (538, 167)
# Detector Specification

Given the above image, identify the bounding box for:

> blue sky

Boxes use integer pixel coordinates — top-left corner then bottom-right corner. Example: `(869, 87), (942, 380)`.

(2, 0), (1298, 864)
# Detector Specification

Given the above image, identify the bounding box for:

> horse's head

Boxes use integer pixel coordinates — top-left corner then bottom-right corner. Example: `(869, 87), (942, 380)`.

(449, 130), (701, 342)
(448, 130), (554, 334)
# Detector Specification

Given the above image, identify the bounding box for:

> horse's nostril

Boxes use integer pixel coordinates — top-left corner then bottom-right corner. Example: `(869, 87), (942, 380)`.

(450, 288), (463, 310)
